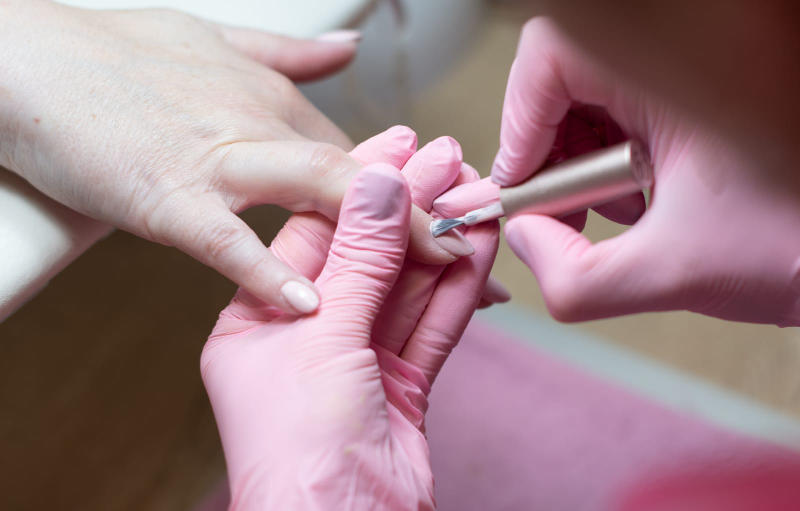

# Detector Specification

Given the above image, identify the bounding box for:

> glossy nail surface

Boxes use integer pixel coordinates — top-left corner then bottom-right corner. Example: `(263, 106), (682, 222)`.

(281, 280), (320, 313)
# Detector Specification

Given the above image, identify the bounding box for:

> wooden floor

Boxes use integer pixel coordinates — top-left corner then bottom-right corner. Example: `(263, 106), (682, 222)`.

(2, 3), (799, 510)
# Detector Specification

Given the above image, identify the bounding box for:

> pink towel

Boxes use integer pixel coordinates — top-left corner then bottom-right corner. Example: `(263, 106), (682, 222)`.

(426, 320), (800, 510)
(194, 318), (800, 510)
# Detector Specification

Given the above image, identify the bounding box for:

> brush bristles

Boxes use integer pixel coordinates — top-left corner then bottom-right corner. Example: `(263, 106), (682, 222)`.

(430, 218), (464, 237)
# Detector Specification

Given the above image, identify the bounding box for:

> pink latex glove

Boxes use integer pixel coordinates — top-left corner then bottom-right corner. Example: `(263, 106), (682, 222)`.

(269, 126), (508, 316)
(484, 17), (800, 326)
(201, 131), (500, 509)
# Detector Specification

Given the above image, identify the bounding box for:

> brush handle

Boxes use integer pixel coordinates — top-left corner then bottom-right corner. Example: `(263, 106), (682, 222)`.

(499, 140), (653, 218)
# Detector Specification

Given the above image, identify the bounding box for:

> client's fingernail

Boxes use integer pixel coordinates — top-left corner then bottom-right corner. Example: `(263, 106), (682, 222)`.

(434, 228), (474, 257)
(315, 30), (362, 43)
(281, 281), (320, 313)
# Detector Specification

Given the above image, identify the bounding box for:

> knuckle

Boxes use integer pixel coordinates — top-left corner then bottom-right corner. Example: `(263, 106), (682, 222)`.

(308, 143), (353, 184)
(412, 324), (455, 354)
(328, 253), (400, 285)
(522, 18), (540, 34)
(269, 72), (301, 101)
(139, 189), (184, 245)
(153, 8), (197, 26)
(199, 220), (252, 266)
(523, 16), (555, 38)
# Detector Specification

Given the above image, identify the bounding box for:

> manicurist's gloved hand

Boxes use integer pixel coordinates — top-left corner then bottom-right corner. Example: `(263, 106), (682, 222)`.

(489, 17), (800, 326)
(0, 0), (467, 316)
(201, 149), (499, 508)
(271, 125), (508, 315)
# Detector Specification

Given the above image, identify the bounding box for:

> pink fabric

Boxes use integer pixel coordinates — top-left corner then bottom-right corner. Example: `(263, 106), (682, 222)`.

(195, 317), (800, 510)
(426, 319), (800, 511)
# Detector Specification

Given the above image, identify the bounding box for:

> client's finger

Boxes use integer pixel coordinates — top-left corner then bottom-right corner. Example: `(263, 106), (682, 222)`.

(216, 24), (360, 82)
(221, 138), (468, 266)
(147, 193), (319, 314)
(269, 126), (418, 281)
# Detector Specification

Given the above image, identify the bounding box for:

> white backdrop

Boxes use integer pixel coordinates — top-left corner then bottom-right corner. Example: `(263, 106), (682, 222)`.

(58, 0), (375, 37)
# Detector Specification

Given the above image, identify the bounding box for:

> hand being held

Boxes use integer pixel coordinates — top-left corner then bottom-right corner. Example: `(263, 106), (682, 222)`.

(201, 145), (499, 509)
(492, 18), (800, 326)
(0, 1), (470, 315)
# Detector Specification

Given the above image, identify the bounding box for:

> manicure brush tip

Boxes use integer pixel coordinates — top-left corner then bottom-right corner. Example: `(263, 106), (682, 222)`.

(430, 218), (464, 237)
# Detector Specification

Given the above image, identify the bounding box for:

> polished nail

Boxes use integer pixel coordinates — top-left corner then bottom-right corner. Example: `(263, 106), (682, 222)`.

(281, 281), (320, 313)
(433, 228), (474, 257)
(315, 30), (362, 43)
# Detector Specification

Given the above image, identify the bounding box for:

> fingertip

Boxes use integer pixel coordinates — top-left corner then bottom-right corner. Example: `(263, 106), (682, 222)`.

(502, 215), (526, 244)
(503, 215), (544, 264)
(425, 135), (463, 163)
(439, 136), (463, 162)
(491, 151), (516, 186)
(384, 125), (419, 152)
(477, 299), (493, 309)
(407, 209), (469, 265)
(314, 29), (362, 44)
(246, 259), (321, 316)
(401, 136), (464, 210)
(432, 177), (500, 218)
(484, 276), (512, 304)
(256, 32), (359, 82)
(343, 163), (410, 222)
(358, 162), (408, 189)
(350, 127), (418, 168)
(280, 280), (320, 314)
(457, 162), (481, 184)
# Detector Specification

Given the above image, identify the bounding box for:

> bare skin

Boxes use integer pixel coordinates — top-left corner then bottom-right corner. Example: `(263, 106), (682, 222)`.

(0, 0), (471, 314)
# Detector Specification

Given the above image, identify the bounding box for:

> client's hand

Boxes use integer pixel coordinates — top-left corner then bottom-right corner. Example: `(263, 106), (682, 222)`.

(201, 162), (498, 509)
(0, 0), (469, 315)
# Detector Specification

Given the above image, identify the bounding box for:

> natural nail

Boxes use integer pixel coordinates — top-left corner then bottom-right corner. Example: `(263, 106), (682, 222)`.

(433, 228), (474, 258)
(315, 30), (362, 44)
(281, 281), (320, 313)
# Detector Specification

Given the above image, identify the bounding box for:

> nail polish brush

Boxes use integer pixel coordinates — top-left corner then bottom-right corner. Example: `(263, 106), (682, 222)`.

(430, 140), (653, 237)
